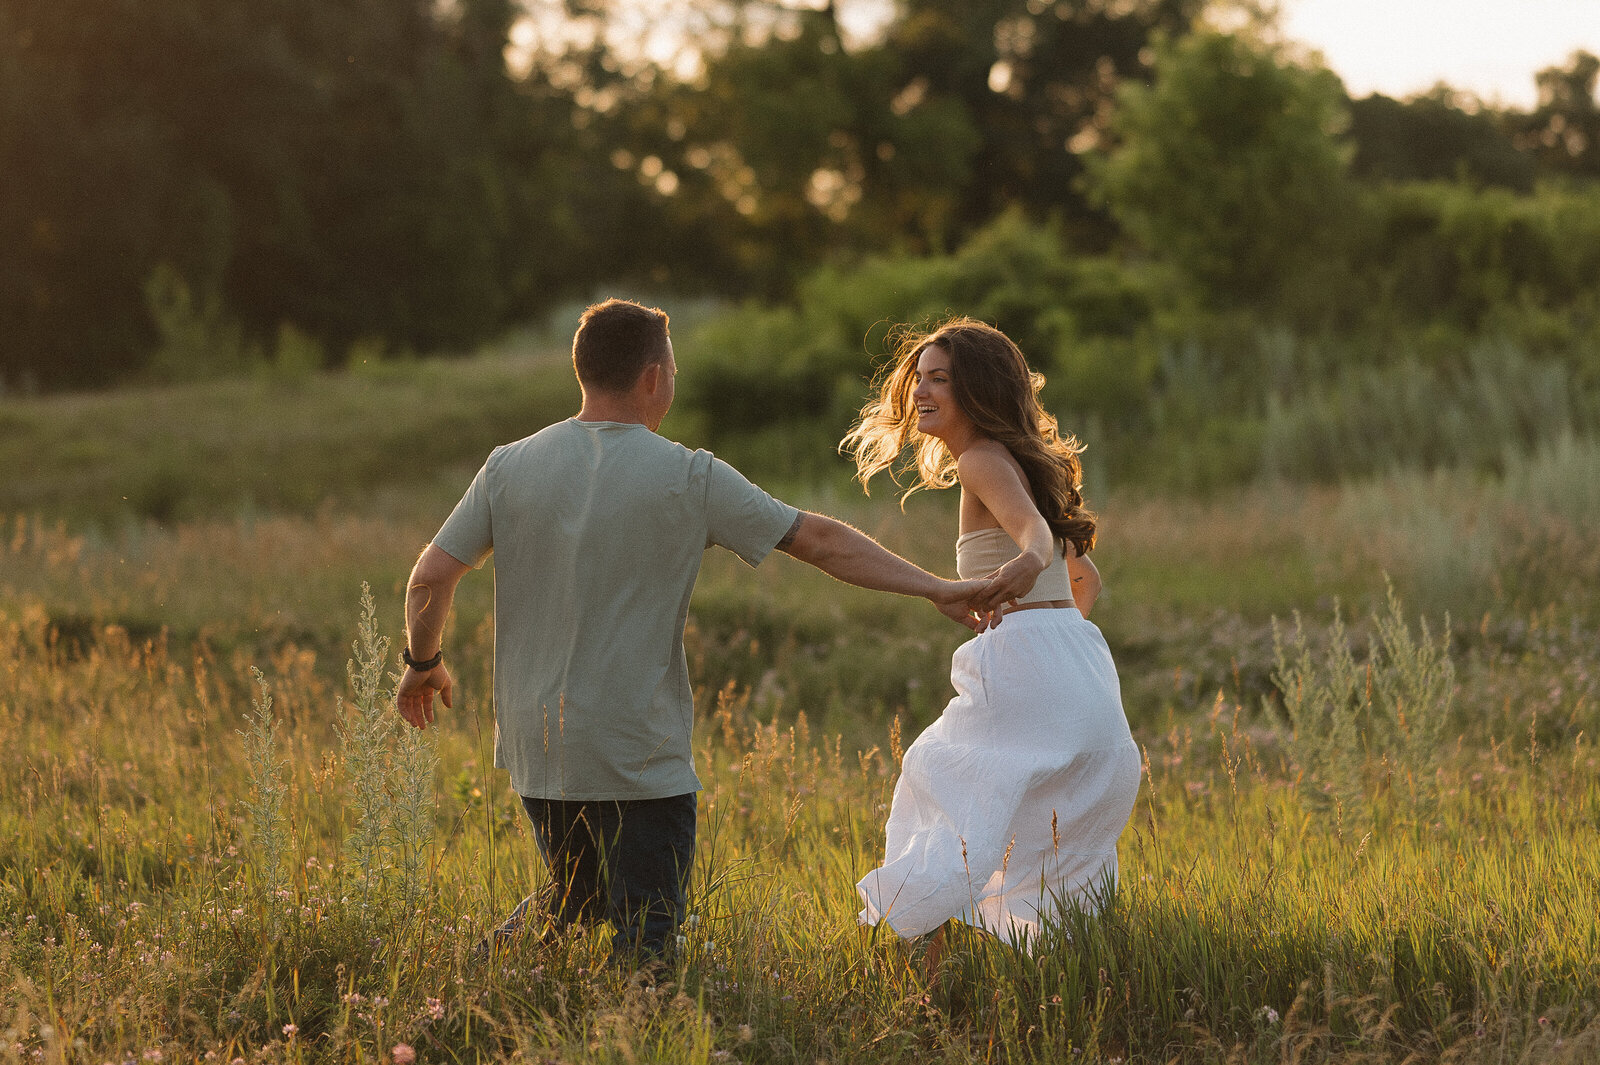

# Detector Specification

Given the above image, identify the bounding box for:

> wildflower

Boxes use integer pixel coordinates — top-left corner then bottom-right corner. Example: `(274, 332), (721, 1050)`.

(1261, 1006), (1280, 1025)
(281, 1025), (298, 1040)
(737, 1025), (754, 1043)
(392, 1044), (416, 1065)
(143, 1052), (163, 1063)
(425, 998), (445, 1021)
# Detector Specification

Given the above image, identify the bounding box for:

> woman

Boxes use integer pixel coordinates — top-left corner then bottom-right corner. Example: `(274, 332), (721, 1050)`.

(843, 318), (1141, 950)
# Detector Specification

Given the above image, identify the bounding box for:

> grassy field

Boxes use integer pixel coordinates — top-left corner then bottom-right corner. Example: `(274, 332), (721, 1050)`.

(4, 353), (1600, 1063)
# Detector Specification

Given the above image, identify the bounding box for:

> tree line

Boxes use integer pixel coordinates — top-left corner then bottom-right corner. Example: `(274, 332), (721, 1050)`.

(2, 0), (1596, 391)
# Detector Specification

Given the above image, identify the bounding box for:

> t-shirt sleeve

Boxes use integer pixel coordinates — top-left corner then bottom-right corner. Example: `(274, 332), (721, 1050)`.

(432, 460), (495, 568)
(705, 455), (800, 568)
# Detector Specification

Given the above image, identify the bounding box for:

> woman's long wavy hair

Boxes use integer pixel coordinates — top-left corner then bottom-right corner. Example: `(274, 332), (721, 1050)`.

(841, 317), (1097, 557)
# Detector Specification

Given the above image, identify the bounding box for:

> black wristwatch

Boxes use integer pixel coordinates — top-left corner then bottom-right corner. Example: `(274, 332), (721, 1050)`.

(402, 647), (443, 671)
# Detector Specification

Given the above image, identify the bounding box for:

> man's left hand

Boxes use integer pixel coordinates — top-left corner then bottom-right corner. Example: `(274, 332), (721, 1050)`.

(397, 664), (453, 729)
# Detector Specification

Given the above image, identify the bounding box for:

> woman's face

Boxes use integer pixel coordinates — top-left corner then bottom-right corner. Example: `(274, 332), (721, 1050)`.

(910, 343), (975, 446)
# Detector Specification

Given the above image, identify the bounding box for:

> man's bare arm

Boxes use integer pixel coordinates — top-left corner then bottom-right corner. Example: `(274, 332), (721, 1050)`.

(396, 543), (472, 728)
(779, 512), (991, 631)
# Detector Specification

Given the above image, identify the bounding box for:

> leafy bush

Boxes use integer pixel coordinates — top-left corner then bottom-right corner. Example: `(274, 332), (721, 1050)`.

(1352, 180), (1600, 344)
(680, 211), (1159, 479)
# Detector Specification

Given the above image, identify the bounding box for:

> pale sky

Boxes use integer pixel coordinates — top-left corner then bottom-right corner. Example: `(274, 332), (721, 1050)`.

(1277, 0), (1600, 108)
(516, 0), (1600, 112)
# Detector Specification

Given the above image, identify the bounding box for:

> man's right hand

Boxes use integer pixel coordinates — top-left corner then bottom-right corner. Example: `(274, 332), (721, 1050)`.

(397, 664), (454, 729)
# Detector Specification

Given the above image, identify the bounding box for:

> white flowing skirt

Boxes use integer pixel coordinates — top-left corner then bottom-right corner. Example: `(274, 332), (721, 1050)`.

(857, 608), (1141, 948)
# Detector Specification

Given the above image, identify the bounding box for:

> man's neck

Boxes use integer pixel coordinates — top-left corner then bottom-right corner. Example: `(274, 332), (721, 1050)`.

(575, 395), (648, 426)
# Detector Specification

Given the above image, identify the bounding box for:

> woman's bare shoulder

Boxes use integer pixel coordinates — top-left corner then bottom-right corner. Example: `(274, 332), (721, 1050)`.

(956, 439), (1025, 482)
(956, 437), (1014, 468)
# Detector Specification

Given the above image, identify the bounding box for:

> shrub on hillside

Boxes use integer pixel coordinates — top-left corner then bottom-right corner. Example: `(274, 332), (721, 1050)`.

(681, 212), (1159, 472)
(1351, 180), (1600, 346)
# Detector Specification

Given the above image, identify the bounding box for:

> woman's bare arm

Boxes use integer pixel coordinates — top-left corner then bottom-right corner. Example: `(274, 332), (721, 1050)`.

(957, 442), (1056, 614)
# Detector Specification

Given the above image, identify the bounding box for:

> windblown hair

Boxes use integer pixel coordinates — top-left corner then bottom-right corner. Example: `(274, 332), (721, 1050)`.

(572, 298), (671, 394)
(841, 318), (1097, 556)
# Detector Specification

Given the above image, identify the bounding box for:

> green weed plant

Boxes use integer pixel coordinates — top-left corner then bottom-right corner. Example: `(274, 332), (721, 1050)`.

(1274, 585), (1455, 816)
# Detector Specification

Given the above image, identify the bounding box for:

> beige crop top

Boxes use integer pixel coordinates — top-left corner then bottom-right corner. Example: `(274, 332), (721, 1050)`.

(955, 526), (1074, 605)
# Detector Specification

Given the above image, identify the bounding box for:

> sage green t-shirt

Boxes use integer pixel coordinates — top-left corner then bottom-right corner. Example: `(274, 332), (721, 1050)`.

(432, 418), (800, 801)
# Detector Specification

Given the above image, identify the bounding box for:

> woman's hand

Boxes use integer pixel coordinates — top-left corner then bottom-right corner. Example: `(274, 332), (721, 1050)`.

(972, 550), (1048, 616)
(955, 442), (1057, 619)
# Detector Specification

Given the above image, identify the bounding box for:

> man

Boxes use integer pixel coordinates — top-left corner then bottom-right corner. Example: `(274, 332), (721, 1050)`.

(396, 298), (995, 966)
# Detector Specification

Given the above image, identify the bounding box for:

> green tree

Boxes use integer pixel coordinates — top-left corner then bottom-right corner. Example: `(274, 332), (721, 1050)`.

(1514, 50), (1600, 179)
(886, 0), (1202, 245)
(633, 7), (983, 294)
(1347, 89), (1535, 192)
(1091, 30), (1355, 317)
(0, 0), (577, 388)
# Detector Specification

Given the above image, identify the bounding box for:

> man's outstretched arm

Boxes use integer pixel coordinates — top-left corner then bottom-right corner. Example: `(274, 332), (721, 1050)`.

(778, 512), (992, 632)
(397, 543), (472, 728)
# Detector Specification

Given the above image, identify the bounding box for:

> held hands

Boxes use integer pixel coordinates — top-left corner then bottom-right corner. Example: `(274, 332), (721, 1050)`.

(930, 551), (1049, 631)
(969, 551), (1048, 618)
(930, 578), (1003, 633)
(396, 663), (454, 729)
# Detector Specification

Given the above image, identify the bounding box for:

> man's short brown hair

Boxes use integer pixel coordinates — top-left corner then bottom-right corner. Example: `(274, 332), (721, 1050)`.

(572, 299), (671, 394)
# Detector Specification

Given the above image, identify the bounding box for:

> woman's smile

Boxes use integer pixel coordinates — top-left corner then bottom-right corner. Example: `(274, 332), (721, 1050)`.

(912, 344), (965, 441)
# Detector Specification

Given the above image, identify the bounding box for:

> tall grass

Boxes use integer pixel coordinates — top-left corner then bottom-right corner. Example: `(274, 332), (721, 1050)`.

(2, 582), (1598, 1063)
(3, 471), (1599, 1062)
(1325, 434), (1600, 619)
(1260, 337), (1600, 484)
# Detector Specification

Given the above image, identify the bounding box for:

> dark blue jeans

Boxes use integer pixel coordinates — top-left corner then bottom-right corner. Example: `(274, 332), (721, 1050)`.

(499, 792), (697, 964)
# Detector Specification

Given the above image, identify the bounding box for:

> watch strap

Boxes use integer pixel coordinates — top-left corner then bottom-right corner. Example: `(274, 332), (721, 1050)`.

(402, 647), (443, 671)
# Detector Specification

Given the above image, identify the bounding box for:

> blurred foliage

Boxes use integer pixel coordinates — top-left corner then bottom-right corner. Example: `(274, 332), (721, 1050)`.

(1352, 179), (1600, 339)
(1, 0), (1596, 432)
(1090, 30), (1356, 322)
(0, 0), (643, 388)
(1512, 49), (1600, 179)
(674, 210), (1159, 481)
(1348, 89), (1537, 191)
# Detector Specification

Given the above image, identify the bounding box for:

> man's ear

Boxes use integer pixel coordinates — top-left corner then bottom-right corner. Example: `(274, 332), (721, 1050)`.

(639, 360), (663, 396)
